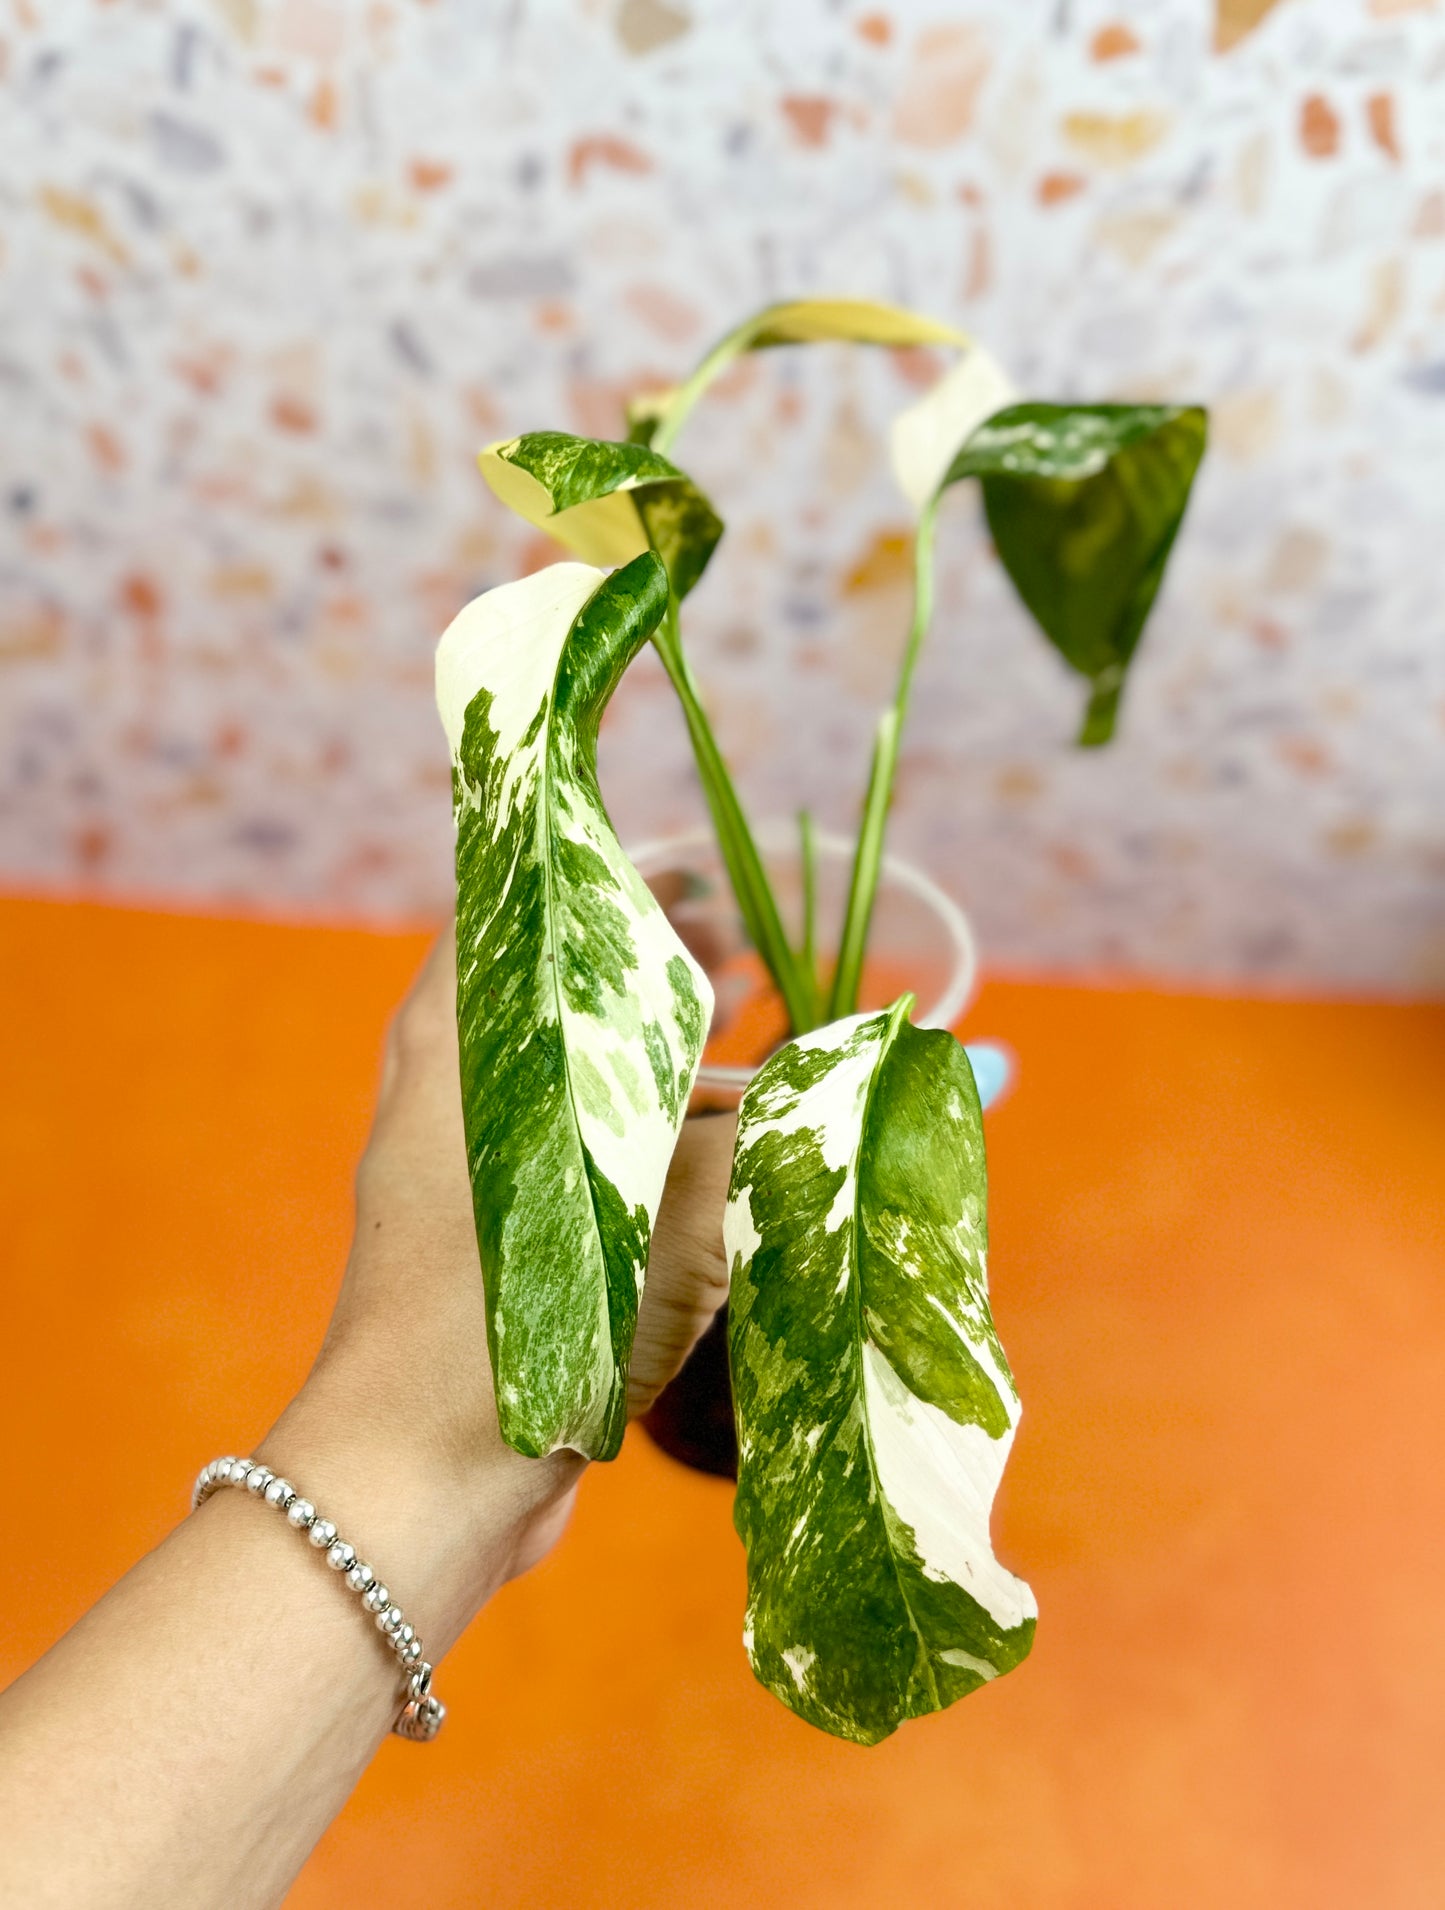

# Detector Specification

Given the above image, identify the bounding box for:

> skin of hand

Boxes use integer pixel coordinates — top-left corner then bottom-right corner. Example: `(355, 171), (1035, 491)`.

(0, 933), (734, 1910)
(269, 927), (736, 1609)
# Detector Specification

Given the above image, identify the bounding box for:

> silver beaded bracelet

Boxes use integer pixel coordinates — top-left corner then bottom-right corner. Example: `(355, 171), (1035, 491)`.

(192, 1456), (445, 1742)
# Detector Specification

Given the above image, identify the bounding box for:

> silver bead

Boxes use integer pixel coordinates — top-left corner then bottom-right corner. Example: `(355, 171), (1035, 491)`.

(245, 1467), (273, 1495)
(393, 1691), (444, 1741)
(399, 1637), (423, 1666)
(378, 1605), (404, 1636)
(264, 1478), (294, 1509)
(326, 1541), (356, 1573)
(392, 1623), (414, 1652)
(217, 1456), (237, 1477)
(346, 1561), (375, 1594)
(286, 1499), (315, 1530)
(228, 1459), (252, 1485)
(362, 1583), (390, 1614)
(308, 1519), (338, 1549)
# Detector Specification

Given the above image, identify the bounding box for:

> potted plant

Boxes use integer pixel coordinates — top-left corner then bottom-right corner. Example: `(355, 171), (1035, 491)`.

(435, 300), (1206, 1744)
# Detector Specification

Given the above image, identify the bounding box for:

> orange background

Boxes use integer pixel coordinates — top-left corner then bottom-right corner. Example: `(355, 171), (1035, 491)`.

(3, 895), (1443, 1907)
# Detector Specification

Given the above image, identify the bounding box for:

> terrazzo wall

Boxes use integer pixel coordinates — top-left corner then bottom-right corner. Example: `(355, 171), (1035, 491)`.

(2, 0), (1443, 990)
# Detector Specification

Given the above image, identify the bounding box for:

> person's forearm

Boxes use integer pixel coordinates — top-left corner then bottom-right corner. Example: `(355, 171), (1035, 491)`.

(0, 1380), (578, 1910)
(0, 932), (730, 1909)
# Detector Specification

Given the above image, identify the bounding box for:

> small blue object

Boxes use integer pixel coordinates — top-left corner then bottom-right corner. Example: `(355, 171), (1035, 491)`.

(963, 1041), (1014, 1112)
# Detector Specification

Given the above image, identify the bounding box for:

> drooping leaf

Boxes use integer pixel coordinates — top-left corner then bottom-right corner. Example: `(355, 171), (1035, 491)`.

(637, 297), (972, 454)
(725, 998), (1036, 1745)
(479, 431), (724, 601)
(721, 297), (969, 354)
(943, 403), (1208, 745)
(436, 552), (713, 1461)
(829, 398), (1205, 1013)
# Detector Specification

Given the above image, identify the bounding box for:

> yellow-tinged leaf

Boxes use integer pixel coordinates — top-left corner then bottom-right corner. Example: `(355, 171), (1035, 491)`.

(478, 441), (650, 568)
(743, 297), (968, 351)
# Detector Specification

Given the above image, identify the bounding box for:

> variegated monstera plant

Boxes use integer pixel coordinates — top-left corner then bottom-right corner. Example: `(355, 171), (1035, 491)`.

(435, 300), (1206, 1744)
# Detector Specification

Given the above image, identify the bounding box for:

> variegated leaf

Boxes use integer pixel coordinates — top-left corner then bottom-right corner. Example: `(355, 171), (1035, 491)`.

(943, 403), (1208, 745)
(725, 998), (1036, 1745)
(436, 552), (713, 1461)
(478, 430), (723, 602)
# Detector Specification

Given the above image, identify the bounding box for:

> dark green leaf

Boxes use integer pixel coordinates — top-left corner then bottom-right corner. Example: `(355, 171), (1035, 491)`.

(944, 403), (1207, 744)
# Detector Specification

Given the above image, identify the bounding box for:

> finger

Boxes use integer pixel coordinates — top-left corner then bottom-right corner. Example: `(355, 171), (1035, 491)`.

(378, 927), (459, 1107)
(363, 930), (469, 1221)
(654, 1113), (735, 1271)
(627, 1113), (736, 1415)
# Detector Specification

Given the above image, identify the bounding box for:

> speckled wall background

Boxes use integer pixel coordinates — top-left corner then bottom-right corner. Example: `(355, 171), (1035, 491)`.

(2, 0), (1442, 989)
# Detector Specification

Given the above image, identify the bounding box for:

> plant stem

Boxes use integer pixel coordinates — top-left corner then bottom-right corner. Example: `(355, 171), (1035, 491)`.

(647, 327), (818, 1034)
(647, 319), (755, 459)
(1077, 666), (1123, 747)
(798, 808), (820, 1027)
(828, 494), (941, 1020)
(652, 602), (815, 1034)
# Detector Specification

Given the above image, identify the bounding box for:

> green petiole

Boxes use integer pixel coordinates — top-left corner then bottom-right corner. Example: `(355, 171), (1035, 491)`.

(652, 600), (815, 1035)
(828, 493), (941, 1021)
(797, 807), (820, 1029)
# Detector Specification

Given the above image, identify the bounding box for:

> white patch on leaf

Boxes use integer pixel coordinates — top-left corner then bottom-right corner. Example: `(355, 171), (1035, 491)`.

(938, 1647), (998, 1680)
(723, 1183), (762, 1270)
(729, 1011), (881, 1249)
(436, 561), (602, 775)
(551, 791), (711, 1221)
(861, 1339), (1035, 1633)
(781, 1645), (816, 1691)
(890, 347), (1018, 512)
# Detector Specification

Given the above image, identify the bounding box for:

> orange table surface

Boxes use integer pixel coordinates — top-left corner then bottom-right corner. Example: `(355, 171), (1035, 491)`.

(2, 896), (1443, 1908)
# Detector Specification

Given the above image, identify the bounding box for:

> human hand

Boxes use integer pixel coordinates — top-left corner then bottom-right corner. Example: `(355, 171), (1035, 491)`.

(0, 929), (736, 1909)
(263, 932), (733, 1646)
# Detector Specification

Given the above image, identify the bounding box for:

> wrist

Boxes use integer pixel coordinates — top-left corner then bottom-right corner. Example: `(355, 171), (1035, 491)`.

(258, 1369), (583, 1655)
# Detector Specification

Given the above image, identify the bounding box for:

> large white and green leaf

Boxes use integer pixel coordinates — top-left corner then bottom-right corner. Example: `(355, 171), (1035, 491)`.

(479, 431), (723, 602)
(725, 998), (1035, 1745)
(943, 403), (1208, 745)
(436, 552), (713, 1461)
